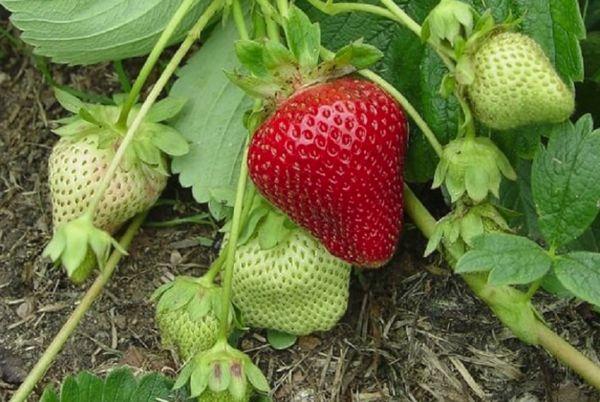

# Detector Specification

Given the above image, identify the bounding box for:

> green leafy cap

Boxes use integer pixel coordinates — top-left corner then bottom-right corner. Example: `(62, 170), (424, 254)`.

(153, 276), (230, 324)
(53, 88), (189, 176)
(43, 214), (124, 283)
(422, 0), (475, 46)
(425, 202), (510, 256)
(227, 6), (383, 107)
(433, 137), (516, 203)
(174, 339), (269, 401)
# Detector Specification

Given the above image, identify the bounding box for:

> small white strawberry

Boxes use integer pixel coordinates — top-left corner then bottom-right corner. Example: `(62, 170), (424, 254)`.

(49, 135), (166, 233)
(44, 94), (189, 282)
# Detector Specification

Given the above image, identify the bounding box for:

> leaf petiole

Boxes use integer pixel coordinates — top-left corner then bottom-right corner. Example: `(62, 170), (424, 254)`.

(218, 143), (250, 340)
(116, 0), (200, 127)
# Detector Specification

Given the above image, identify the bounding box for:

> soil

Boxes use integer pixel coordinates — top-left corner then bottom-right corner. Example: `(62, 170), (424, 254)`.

(0, 17), (599, 402)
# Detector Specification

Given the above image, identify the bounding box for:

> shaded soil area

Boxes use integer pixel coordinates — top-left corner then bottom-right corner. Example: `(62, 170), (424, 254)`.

(1, 20), (599, 402)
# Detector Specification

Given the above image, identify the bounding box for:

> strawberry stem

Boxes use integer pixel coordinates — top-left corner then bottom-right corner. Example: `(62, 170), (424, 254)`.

(203, 250), (228, 283)
(8, 212), (148, 402)
(403, 184), (600, 390)
(308, 0), (396, 20)
(232, 0), (250, 41)
(218, 144), (250, 340)
(256, 0), (282, 42)
(86, 0), (224, 219)
(116, 0), (199, 128)
(213, 10), (260, 341)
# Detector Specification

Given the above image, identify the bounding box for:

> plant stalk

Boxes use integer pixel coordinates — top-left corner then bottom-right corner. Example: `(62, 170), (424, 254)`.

(218, 144), (250, 339)
(116, 0), (200, 127)
(9, 212), (148, 402)
(86, 0), (223, 217)
(232, 0), (249, 41)
(535, 323), (600, 390)
(403, 185), (600, 390)
(305, 0), (402, 28)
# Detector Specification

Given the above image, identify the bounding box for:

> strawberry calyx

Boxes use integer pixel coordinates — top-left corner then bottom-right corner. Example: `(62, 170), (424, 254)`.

(227, 6), (383, 112)
(174, 339), (269, 401)
(422, 1), (518, 89)
(153, 276), (231, 324)
(52, 88), (189, 176)
(421, 0), (474, 48)
(153, 276), (234, 361)
(42, 213), (125, 283)
(425, 202), (510, 257)
(432, 137), (516, 203)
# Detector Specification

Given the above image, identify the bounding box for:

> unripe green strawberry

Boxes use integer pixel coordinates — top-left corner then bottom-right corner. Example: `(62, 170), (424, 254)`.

(156, 307), (220, 362)
(197, 389), (251, 402)
(154, 277), (225, 361)
(232, 229), (351, 335)
(49, 135), (166, 233)
(467, 32), (574, 130)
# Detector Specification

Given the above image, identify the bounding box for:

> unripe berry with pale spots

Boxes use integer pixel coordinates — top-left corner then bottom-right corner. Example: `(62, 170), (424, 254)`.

(468, 32), (574, 130)
(232, 229), (351, 335)
(48, 136), (166, 233)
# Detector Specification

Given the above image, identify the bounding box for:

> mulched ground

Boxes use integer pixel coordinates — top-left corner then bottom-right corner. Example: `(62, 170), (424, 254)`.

(0, 19), (599, 402)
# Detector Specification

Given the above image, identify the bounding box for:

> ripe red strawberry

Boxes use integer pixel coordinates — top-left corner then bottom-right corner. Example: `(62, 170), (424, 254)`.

(248, 77), (408, 267)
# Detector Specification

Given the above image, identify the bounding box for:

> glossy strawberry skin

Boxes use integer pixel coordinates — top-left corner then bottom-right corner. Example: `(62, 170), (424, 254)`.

(248, 77), (409, 267)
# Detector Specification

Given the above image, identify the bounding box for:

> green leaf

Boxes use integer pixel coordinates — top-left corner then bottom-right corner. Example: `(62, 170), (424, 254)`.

(237, 204), (269, 246)
(131, 373), (174, 402)
(235, 40), (269, 77)
(208, 361), (231, 393)
(541, 270), (574, 298)
(456, 233), (552, 286)
(245, 362), (269, 393)
(156, 279), (198, 312)
(332, 41), (383, 70)
(75, 372), (103, 402)
(149, 124), (190, 156)
(498, 159), (541, 239)
(1, 0), (211, 65)
(59, 377), (79, 402)
(146, 97), (187, 123)
(284, 6), (321, 70)
(565, 215), (600, 252)
(54, 87), (84, 113)
(133, 139), (163, 167)
(170, 20), (252, 206)
(581, 32), (600, 83)
(554, 251), (600, 307)
(40, 388), (60, 402)
(266, 329), (297, 350)
(190, 363), (210, 397)
(532, 115), (600, 247)
(41, 367), (186, 402)
(258, 211), (290, 250)
(102, 367), (137, 402)
(225, 71), (283, 98)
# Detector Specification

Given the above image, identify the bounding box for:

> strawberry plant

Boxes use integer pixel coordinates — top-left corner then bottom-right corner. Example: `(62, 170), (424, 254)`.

(2, 0), (600, 400)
